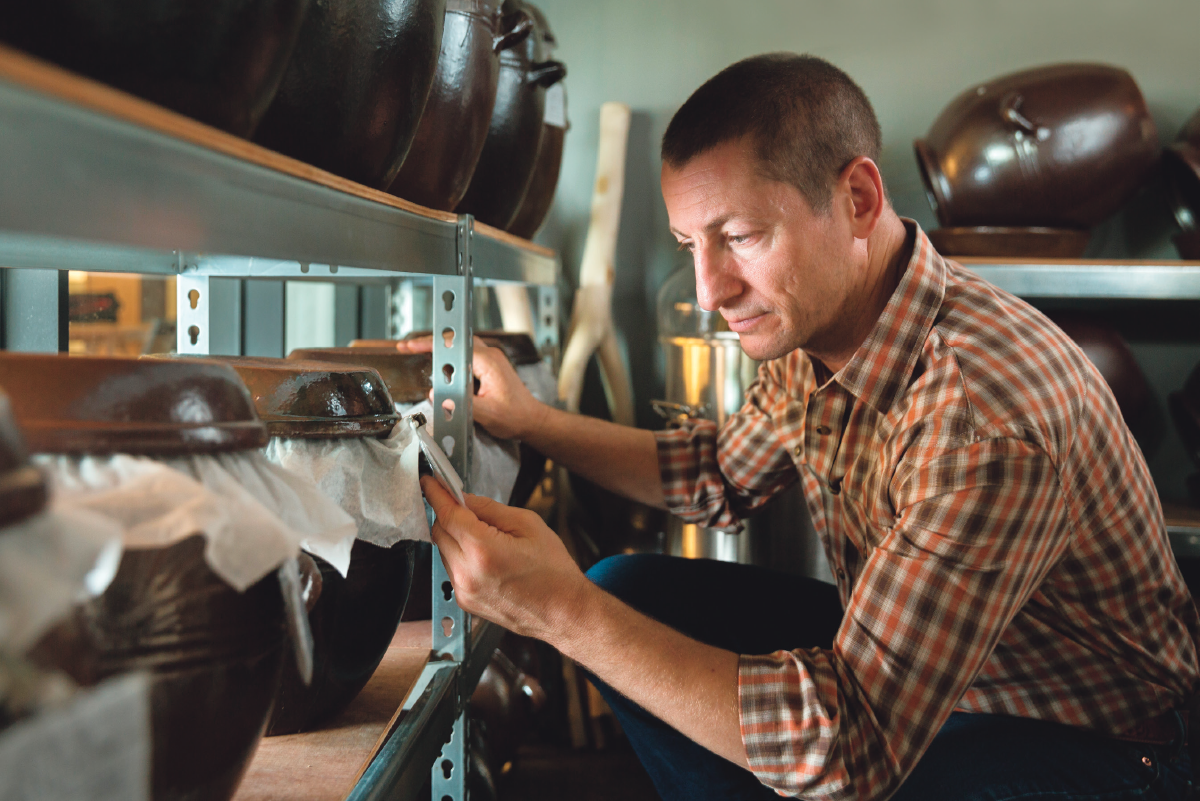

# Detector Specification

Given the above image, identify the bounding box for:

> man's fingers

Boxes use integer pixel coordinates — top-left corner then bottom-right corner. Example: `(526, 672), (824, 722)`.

(429, 519), (464, 564)
(395, 336), (433, 354)
(421, 475), (482, 543)
(463, 492), (539, 536)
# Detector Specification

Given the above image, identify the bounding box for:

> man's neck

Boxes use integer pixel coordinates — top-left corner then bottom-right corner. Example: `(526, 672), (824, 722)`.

(806, 212), (913, 374)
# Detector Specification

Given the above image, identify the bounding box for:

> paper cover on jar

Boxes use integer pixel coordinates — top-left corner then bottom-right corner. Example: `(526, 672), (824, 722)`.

(263, 419), (430, 547)
(0, 508), (122, 656)
(34, 451), (357, 592)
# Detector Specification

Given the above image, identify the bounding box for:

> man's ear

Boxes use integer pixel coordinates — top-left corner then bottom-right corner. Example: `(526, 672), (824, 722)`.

(838, 157), (886, 240)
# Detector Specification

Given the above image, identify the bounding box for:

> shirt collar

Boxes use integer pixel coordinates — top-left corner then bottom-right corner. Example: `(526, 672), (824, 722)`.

(831, 220), (946, 415)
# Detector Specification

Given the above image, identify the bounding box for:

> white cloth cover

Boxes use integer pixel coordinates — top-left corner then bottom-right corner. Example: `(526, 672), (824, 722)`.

(263, 420), (430, 547)
(34, 451), (358, 592)
(0, 672), (151, 801)
(515, 361), (558, 407)
(0, 508), (122, 655)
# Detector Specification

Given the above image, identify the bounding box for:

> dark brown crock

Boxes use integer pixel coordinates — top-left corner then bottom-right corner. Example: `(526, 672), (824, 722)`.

(0, 389), (47, 530)
(1163, 108), (1200, 237)
(915, 63), (1158, 230)
(927, 226), (1090, 259)
(287, 348), (434, 403)
(253, 0), (446, 188)
(506, 3), (564, 238)
(1170, 362), (1200, 471)
(387, 0), (534, 210)
(399, 329), (543, 365)
(183, 356), (399, 439)
(12, 354), (283, 801)
(1176, 228), (1200, 261)
(0, 0), (310, 138)
(0, 353), (267, 455)
(199, 356), (416, 735)
(1049, 313), (1151, 432)
(455, 0), (565, 229)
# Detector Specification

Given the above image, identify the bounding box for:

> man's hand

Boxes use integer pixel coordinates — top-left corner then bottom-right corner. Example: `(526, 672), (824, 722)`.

(422, 475), (590, 641)
(396, 336), (550, 441)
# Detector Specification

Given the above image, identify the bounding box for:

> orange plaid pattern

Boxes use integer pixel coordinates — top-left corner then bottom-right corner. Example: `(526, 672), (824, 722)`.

(655, 223), (1200, 799)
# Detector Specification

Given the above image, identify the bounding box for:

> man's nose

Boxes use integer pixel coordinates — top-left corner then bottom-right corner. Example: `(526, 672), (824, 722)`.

(694, 245), (739, 312)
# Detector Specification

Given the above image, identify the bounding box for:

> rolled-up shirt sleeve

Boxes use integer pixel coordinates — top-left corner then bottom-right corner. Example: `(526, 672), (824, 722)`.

(739, 436), (1070, 800)
(654, 359), (800, 528)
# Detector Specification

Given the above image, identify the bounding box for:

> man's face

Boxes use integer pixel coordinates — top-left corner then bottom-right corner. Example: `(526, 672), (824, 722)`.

(662, 139), (861, 362)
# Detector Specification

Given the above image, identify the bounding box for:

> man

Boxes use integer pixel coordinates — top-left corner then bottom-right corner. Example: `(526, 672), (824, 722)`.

(416, 53), (1199, 799)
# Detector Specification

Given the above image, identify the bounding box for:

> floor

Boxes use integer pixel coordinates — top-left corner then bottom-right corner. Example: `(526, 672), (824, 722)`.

(498, 741), (660, 801)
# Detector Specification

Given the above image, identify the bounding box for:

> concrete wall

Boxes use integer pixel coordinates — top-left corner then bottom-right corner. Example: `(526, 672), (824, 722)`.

(530, 0), (1200, 501)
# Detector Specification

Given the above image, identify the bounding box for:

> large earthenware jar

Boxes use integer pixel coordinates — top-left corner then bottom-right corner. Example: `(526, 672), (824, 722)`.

(208, 357), (418, 734)
(387, 0), (534, 211)
(254, 0), (446, 188)
(0, 0), (309, 137)
(0, 353), (283, 801)
(1047, 314), (1151, 433)
(1163, 108), (1200, 259)
(455, 0), (565, 229)
(915, 64), (1158, 231)
(507, 3), (566, 238)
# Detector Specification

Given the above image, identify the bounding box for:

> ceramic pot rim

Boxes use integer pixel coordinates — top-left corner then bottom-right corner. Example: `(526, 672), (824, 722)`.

(913, 139), (953, 228)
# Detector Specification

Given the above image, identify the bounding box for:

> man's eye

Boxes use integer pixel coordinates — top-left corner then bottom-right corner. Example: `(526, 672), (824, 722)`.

(676, 241), (694, 252)
(729, 234), (754, 245)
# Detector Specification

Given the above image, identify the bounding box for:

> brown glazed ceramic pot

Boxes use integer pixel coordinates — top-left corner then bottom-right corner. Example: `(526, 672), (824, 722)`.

(190, 356), (399, 438)
(1163, 108), (1200, 256)
(469, 649), (546, 773)
(915, 64), (1158, 230)
(507, 3), (565, 238)
(1049, 314), (1151, 431)
(266, 538), (416, 734)
(387, 0), (534, 211)
(7, 354), (282, 801)
(0, 389), (48, 530)
(927, 226), (1090, 259)
(400, 328), (542, 366)
(254, 0), (446, 188)
(0, 0), (309, 137)
(0, 353), (266, 455)
(455, 0), (566, 229)
(184, 356), (414, 735)
(287, 348), (434, 403)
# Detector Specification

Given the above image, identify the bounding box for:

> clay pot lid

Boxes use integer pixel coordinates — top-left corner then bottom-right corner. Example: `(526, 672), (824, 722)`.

(0, 353), (266, 457)
(927, 227), (1090, 259)
(0, 388), (47, 529)
(286, 348), (432, 404)
(179, 356), (398, 439)
(388, 330), (542, 365)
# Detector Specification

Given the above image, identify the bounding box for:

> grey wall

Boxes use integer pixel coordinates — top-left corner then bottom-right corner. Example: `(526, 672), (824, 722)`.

(532, 0), (1200, 501)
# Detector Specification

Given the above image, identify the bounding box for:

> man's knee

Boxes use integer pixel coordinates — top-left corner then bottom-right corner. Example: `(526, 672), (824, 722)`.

(585, 553), (662, 601)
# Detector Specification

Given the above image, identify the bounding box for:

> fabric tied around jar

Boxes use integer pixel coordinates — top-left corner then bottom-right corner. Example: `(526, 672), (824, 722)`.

(262, 416), (430, 547)
(34, 451), (358, 593)
(400, 400), (520, 505)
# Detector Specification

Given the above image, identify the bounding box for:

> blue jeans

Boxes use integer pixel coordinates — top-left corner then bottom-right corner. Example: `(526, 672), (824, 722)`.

(585, 554), (1194, 801)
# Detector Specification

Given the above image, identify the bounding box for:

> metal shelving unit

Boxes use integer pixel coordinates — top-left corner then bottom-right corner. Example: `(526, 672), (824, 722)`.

(960, 258), (1200, 300)
(0, 47), (559, 801)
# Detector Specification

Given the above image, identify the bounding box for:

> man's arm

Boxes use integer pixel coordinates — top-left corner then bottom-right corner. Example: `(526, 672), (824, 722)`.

(400, 337), (665, 508)
(421, 476), (748, 767)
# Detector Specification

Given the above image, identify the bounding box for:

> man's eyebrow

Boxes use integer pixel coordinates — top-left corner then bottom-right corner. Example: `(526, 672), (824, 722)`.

(670, 215), (731, 238)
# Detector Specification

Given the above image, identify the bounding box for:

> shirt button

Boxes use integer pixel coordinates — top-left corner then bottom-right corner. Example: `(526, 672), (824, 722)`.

(815, 425), (832, 435)
(793, 445), (802, 457)
(836, 568), (846, 580)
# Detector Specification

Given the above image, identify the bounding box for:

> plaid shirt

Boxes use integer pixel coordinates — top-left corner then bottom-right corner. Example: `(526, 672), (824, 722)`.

(656, 223), (1200, 800)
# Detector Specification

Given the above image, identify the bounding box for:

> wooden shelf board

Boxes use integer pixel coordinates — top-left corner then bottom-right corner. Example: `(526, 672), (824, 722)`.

(233, 622), (432, 801)
(0, 44), (555, 260)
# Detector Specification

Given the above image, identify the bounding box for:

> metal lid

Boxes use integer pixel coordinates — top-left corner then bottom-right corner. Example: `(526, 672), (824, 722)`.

(0, 353), (267, 456)
(190, 356), (398, 440)
(0, 388), (47, 529)
(286, 348), (432, 404)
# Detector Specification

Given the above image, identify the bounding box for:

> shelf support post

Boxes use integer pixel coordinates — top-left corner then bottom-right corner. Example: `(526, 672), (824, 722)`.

(177, 261), (243, 356)
(430, 215), (475, 801)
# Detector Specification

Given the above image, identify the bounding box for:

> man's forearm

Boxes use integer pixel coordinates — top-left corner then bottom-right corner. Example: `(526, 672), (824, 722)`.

(549, 581), (748, 768)
(523, 403), (666, 509)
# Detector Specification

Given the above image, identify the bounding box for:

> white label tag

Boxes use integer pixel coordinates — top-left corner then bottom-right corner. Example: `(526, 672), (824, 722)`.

(544, 83), (567, 128)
